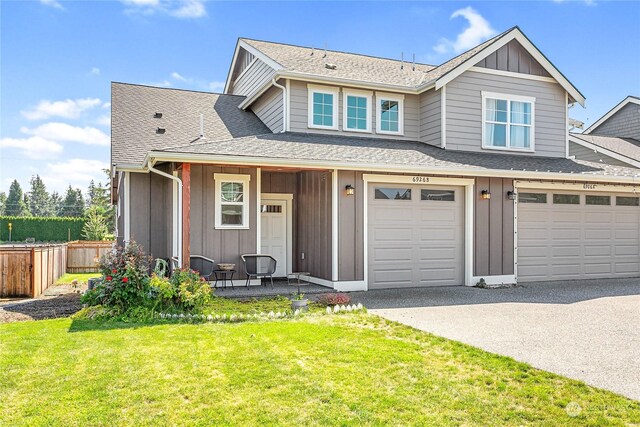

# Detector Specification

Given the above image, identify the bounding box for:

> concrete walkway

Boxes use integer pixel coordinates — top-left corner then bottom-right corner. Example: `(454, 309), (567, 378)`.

(352, 278), (640, 401)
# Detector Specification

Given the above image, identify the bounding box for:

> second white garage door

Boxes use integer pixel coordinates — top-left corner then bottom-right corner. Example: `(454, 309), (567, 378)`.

(518, 191), (640, 282)
(368, 184), (464, 289)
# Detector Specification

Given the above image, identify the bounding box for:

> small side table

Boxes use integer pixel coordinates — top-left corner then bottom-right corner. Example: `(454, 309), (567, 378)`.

(213, 270), (236, 290)
(287, 271), (311, 295)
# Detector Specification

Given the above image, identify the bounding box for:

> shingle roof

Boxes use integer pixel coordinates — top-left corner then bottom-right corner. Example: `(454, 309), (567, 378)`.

(241, 28), (509, 89)
(111, 83), (270, 166)
(571, 133), (640, 163)
(155, 132), (640, 179)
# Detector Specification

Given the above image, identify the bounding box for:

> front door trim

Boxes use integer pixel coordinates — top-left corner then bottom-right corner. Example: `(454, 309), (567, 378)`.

(261, 193), (294, 275)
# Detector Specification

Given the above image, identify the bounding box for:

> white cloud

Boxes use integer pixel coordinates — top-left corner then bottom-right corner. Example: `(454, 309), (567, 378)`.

(41, 159), (110, 194)
(553, 0), (596, 5)
(208, 81), (225, 92)
(0, 136), (63, 160)
(121, 0), (206, 19)
(95, 115), (111, 127)
(171, 71), (189, 82)
(89, 67), (101, 76)
(102, 102), (111, 109)
(148, 80), (172, 87)
(433, 7), (496, 54)
(40, 0), (64, 10)
(21, 98), (102, 121)
(21, 122), (110, 146)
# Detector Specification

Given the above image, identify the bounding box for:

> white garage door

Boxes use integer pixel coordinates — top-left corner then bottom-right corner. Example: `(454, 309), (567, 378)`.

(368, 184), (464, 289)
(518, 191), (640, 282)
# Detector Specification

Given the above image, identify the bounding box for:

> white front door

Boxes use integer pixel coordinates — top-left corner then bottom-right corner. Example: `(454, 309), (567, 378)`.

(261, 199), (288, 277)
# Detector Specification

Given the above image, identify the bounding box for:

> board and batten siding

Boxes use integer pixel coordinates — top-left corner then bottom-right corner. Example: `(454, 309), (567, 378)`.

(419, 88), (441, 147)
(129, 170), (172, 260)
(589, 103), (640, 141)
(288, 79), (420, 141)
(474, 177), (514, 277)
(190, 165), (257, 279)
(251, 85), (284, 133)
(338, 170), (365, 281)
(569, 142), (631, 167)
(445, 70), (567, 157)
(475, 39), (551, 77)
(231, 58), (276, 97)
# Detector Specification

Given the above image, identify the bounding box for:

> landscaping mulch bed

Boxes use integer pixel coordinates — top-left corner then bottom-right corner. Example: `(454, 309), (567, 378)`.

(0, 294), (82, 323)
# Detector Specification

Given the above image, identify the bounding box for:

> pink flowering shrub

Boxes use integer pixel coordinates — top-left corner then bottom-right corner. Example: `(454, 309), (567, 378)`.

(317, 293), (351, 307)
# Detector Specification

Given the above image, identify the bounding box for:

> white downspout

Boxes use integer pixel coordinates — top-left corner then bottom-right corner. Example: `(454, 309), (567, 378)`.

(148, 161), (183, 267)
(272, 78), (287, 133)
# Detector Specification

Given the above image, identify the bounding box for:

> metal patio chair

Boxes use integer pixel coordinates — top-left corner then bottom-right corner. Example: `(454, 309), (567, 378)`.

(240, 254), (277, 287)
(189, 255), (216, 282)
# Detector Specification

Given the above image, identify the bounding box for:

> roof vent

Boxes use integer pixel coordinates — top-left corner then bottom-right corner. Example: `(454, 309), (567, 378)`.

(154, 112), (163, 118)
(156, 127), (166, 134)
(325, 63), (337, 70)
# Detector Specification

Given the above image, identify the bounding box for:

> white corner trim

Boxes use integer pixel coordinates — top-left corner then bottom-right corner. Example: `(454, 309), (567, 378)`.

(214, 173), (251, 230)
(565, 92), (570, 158)
(332, 169), (339, 281)
(124, 171), (130, 243)
(568, 135), (640, 168)
(441, 85), (447, 149)
(261, 193), (294, 275)
(434, 29), (586, 107)
(513, 180), (519, 283)
(334, 280), (367, 292)
(304, 276), (336, 289)
(464, 181), (474, 286)
(172, 174), (179, 258)
(584, 96), (640, 134)
(342, 89), (373, 133)
(285, 79), (291, 132)
(256, 168), (262, 254)
(469, 66), (556, 83)
(307, 84), (340, 130)
(471, 275), (517, 285)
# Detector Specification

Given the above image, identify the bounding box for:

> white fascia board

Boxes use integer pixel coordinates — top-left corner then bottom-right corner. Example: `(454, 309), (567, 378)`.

(584, 96), (640, 134)
(433, 28), (586, 107)
(115, 164), (147, 173)
(568, 135), (640, 168)
(225, 39), (283, 98)
(146, 151), (640, 184)
(223, 39), (242, 94)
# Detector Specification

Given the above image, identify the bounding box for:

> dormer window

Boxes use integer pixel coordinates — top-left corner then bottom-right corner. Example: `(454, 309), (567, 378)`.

(376, 92), (404, 135)
(482, 91), (535, 152)
(343, 89), (372, 133)
(307, 84), (339, 130)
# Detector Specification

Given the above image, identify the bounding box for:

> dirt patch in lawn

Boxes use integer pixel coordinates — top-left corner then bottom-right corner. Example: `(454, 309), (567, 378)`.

(0, 294), (82, 323)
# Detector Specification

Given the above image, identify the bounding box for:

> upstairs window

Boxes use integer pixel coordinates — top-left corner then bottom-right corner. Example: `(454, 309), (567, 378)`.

(308, 85), (339, 130)
(482, 92), (535, 151)
(214, 173), (250, 229)
(376, 93), (404, 135)
(343, 90), (372, 133)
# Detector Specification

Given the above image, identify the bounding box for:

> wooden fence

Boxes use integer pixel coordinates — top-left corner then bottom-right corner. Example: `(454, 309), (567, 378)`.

(0, 244), (67, 298)
(67, 241), (113, 273)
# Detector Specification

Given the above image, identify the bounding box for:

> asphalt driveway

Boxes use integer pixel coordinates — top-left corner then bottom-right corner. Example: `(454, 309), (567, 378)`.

(352, 278), (640, 401)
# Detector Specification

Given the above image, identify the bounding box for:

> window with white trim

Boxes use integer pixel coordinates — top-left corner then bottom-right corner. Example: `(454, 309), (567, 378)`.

(214, 173), (250, 229)
(308, 85), (339, 130)
(482, 92), (535, 151)
(376, 93), (404, 135)
(343, 90), (372, 133)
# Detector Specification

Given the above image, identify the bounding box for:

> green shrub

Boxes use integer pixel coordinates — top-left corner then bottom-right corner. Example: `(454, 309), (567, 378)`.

(0, 216), (85, 241)
(171, 268), (211, 311)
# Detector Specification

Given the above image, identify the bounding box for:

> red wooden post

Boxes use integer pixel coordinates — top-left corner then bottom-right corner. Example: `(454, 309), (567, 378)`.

(181, 163), (191, 269)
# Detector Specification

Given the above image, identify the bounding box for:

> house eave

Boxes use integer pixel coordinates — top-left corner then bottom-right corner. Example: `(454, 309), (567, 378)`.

(568, 134), (640, 169)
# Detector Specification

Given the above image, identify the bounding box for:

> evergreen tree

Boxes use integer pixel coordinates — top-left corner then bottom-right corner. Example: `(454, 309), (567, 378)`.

(82, 206), (109, 240)
(0, 192), (7, 216)
(28, 175), (54, 217)
(5, 180), (30, 216)
(59, 186), (85, 217)
(86, 170), (115, 234)
(50, 191), (62, 216)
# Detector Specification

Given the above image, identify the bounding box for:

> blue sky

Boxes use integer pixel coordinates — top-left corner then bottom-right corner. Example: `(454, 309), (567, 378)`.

(1, 0), (639, 195)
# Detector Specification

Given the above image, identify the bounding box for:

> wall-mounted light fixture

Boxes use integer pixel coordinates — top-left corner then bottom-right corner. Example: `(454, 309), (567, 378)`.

(345, 185), (355, 196)
(506, 191), (517, 200)
(480, 190), (491, 200)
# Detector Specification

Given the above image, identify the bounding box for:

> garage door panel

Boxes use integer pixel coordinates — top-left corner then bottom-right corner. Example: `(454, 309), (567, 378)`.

(518, 190), (640, 282)
(368, 184), (464, 289)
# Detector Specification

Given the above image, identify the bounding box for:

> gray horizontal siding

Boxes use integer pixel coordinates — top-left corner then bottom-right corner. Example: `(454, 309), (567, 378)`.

(419, 88), (441, 146)
(288, 79), (420, 141)
(446, 70), (566, 158)
(590, 103), (640, 141)
(232, 58), (276, 97)
(252, 85), (283, 133)
(475, 40), (551, 77)
(569, 141), (630, 167)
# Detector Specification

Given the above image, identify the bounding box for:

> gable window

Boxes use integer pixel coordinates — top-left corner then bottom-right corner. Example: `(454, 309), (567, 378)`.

(214, 173), (251, 229)
(482, 91), (535, 151)
(376, 92), (404, 135)
(308, 85), (339, 130)
(343, 90), (372, 133)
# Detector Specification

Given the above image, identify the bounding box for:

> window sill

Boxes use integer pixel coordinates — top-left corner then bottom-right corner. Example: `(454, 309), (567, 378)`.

(482, 145), (535, 154)
(214, 225), (250, 230)
(376, 130), (404, 136)
(308, 124), (339, 131)
(344, 127), (372, 134)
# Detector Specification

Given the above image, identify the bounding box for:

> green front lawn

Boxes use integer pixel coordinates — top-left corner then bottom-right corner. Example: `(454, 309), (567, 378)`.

(1, 315), (638, 426)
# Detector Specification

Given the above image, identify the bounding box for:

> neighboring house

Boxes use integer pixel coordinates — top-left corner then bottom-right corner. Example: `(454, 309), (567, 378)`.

(569, 96), (640, 168)
(111, 26), (640, 291)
